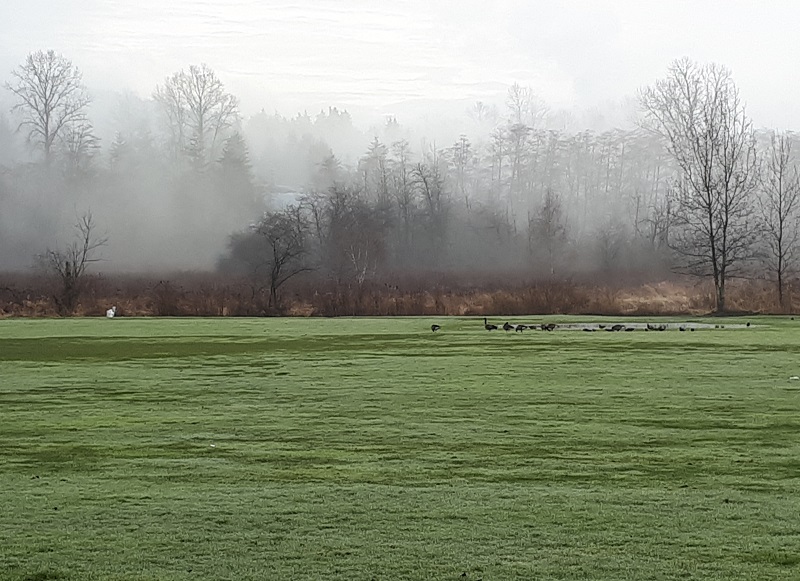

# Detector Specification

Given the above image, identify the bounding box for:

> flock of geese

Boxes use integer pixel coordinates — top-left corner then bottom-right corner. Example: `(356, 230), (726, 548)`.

(429, 319), (753, 333)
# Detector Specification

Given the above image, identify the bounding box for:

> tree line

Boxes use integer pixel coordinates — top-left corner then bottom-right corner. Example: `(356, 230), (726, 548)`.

(2, 51), (799, 314)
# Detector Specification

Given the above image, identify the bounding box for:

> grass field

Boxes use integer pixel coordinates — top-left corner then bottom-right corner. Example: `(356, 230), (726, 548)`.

(2, 316), (800, 580)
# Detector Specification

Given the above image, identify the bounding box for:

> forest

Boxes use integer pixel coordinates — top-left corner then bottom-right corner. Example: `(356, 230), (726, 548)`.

(1, 52), (798, 316)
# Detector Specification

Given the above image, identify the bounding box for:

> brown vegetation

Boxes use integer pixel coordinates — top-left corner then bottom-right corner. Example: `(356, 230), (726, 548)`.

(0, 272), (793, 318)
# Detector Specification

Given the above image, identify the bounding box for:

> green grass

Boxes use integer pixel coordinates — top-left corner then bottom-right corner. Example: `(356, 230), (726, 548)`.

(1, 315), (800, 580)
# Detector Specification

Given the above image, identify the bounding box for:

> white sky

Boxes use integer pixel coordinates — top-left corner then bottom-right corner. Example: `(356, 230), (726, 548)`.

(1, 0), (799, 128)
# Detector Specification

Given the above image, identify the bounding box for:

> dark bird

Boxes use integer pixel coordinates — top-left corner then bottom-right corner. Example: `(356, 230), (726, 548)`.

(611, 324), (625, 332)
(484, 317), (498, 331)
(515, 324), (527, 332)
(431, 324), (441, 332)
(503, 322), (514, 332)
(746, 322), (751, 327)
(541, 323), (557, 331)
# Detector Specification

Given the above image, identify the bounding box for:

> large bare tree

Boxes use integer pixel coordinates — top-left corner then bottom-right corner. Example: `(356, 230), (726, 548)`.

(154, 63), (239, 164)
(759, 131), (800, 308)
(639, 58), (759, 311)
(5, 50), (92, 164)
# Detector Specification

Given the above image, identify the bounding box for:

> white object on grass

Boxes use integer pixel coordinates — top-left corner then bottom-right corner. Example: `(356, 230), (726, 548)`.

(106, 306), (117, 318)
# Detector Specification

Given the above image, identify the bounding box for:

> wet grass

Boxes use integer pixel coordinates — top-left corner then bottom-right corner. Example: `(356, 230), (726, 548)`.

(1, 315), (800, 580)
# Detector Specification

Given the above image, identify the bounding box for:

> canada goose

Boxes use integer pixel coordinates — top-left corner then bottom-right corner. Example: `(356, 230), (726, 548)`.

(611, 324), (625, 332)
(503, 322), (514, 332)
(515, 324), (527, 332)
(431, 324), (441, 332)
(484, 317), (498, 331)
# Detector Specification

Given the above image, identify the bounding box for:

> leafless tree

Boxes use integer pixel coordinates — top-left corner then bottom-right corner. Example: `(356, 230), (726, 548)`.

(759, 131), (800, 308)
(468, 100), (499, 128)
(506, 82), (548, 128)
(528, 189), (568, 277)
(640, 192), (673, 251)
(412, 158), (447, 227)
(449, 135), (474, 209)
(253, 206), (312, 310)
(505, 122), (531, 222)
(389, 139), (416, 250)
(360, 137), (390, 203)
(5, 50), (92, 164)
(60, 120), (100, 174)
(43, 211), (107, 315)
(154, 63), (239, 164)
(639, 58), (759, 311)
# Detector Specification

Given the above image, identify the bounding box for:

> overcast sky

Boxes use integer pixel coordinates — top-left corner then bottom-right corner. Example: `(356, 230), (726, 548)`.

(1, 0), (798, 128)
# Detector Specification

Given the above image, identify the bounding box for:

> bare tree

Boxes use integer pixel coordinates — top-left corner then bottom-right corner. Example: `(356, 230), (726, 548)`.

(60, 120), (100, 174)
(43, 211), (108, 315)
(528, 189), (568, 277)
(154, 64), (239, 164)
(639, 59), (759, 311)
(413, 158), (447, 228)
(360, 137), (390, 203)
(506, 82), (548, 128)
(254, 206), (311, 310)
(389, 139), (416, 251)
(759, 131), (800, 308)
(5, 50), (92, 164)
(468, 100), (499, 128)
(449, 135), (474, 209)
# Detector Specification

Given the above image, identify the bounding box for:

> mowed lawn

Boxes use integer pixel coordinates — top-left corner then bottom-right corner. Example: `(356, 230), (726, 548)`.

(2, 316), (800, 581)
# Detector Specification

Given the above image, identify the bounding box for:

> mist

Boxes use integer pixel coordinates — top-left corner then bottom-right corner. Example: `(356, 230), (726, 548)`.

(3, 3), (800, 316)
(0, 56), (792, 280)
(0, 63), (656, 277)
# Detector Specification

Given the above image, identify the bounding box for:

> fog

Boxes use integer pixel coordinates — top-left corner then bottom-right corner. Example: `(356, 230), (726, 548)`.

(0, 69), (659, 276)
(2, 2), (800, 287)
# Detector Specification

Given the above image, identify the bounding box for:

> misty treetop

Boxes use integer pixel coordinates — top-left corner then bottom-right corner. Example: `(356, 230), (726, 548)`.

(4, 50), (93, 165)
(2, 52), (800, 312)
